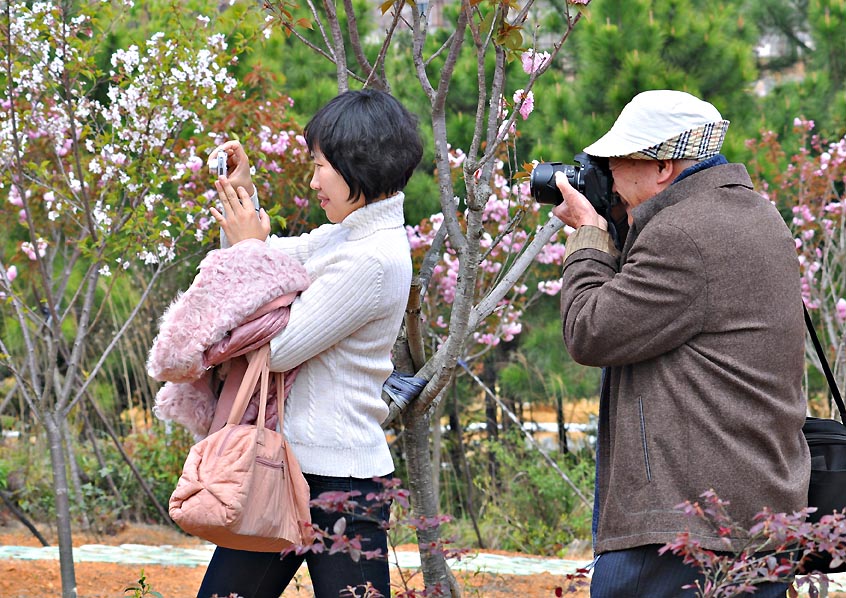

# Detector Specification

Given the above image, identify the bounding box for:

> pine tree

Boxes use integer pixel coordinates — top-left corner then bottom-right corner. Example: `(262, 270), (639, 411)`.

(747, 0), (846, 140)
(550, 0), (760, 159)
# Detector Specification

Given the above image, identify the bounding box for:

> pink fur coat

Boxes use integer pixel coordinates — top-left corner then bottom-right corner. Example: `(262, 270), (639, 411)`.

(147, 239), (310, 438)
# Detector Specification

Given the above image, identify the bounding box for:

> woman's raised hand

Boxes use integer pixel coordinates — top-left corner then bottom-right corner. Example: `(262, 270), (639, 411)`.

(208, 141), (270, 244)
(208, 140), (255, 197)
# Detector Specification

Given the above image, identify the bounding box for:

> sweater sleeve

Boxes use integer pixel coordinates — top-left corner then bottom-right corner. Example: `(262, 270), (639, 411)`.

(267, 252), (384, 372)
(266, 223), (335, 265)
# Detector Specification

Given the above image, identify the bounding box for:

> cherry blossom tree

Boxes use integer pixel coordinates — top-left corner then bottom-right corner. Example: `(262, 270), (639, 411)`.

(407, 146), (567, 362)
(263, 0), (590, 593)
(3, 1), (595, 596)
(0, 3), (259, 596)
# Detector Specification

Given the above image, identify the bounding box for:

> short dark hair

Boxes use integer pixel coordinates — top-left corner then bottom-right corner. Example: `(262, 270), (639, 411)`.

(304, 89), (424, 204)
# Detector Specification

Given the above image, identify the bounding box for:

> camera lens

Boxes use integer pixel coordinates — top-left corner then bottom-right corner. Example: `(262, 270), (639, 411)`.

(530, 162), (576, 205)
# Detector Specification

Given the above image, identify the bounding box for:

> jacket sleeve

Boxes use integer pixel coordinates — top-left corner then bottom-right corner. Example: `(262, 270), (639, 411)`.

(561, 221), (707, 367)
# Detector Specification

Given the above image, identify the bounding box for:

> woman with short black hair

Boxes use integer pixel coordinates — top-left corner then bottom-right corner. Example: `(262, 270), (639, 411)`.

(198, 89), (423, 598)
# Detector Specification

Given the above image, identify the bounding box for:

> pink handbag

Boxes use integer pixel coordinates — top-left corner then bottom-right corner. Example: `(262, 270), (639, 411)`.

(169, 344), (311, 551)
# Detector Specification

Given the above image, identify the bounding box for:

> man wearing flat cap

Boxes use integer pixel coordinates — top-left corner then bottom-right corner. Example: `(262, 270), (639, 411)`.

(553, 90), (809, 596)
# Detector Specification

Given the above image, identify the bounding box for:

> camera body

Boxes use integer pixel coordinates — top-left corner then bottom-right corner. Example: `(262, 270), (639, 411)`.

(216, 153), (227, 178)
(530, 152), (617, 216)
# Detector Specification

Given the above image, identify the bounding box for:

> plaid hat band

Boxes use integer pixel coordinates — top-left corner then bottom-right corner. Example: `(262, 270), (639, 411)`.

(627, 120), (730, 160)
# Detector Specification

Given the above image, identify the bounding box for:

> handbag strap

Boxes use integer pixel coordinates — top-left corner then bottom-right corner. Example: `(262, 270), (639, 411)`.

(226, 344), (271, 427)
(256, 351), (270, 444)
(804, 304), (846, 421)
(224, 345), (288, 442)
(276, 372), (286, 430)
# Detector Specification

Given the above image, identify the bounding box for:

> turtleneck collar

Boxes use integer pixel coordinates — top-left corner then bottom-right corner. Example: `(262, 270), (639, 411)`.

(341, 192), (406, 241)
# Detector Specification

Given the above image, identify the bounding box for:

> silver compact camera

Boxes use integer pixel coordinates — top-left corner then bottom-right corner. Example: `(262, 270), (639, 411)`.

(216, 152), (227, 177)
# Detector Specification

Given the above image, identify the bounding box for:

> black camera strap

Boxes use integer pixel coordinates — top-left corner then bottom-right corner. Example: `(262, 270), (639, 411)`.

(804, 304), (846, 421)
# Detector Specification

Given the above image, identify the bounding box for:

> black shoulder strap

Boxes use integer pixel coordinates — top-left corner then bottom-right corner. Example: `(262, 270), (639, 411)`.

(804, 304), (846, 421)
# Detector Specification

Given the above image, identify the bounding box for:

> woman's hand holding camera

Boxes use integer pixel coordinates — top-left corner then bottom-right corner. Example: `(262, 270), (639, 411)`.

(208, 140), (254, 194)
(551, 171), (608, 231)
(209, 141), (270, 244)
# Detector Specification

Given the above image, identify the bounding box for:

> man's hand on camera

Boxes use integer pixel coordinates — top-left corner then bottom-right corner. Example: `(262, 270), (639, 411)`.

(208, 141), (256, 198)
(551, 171), (608, 231)
(210, 176), (270, 245)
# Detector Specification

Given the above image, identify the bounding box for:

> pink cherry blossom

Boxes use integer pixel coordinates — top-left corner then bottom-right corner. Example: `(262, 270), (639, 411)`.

(8, 186), (23, 206)
(185, 155), (204, 173)
(520, 49), (551, 74)
(793, 117), (815, 131)
(501, 321), (522, 342)
(513, 89), (534, 120)
(474, 332), (499, 347)
(447, 145), (466, 168)
(837, 298), (846, 323)
(538, 279), (563, 295)
(21, 239), (47, 261)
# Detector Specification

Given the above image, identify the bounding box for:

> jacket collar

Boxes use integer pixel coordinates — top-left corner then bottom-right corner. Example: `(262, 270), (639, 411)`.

(630, 162), (753, 229)
(622, 162), (754, 257)
(341, 192), (406, 241)
(672, 154), (728, 185)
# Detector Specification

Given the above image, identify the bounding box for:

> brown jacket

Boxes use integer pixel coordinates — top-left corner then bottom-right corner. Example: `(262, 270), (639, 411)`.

(561, 162), (809, 553)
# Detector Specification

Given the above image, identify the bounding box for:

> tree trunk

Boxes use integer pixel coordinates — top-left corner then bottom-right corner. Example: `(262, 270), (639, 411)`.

(430, 396), (445, 503)
(390, 296), (459, 595)
(61, 417), (90, 530)
(556, 394), (569, 454)
(43, 411), (78, 598)
(401, 410), (460, 597)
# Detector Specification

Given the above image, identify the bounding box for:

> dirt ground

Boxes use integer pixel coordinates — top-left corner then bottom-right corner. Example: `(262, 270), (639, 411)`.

(0, 521), (589, 598)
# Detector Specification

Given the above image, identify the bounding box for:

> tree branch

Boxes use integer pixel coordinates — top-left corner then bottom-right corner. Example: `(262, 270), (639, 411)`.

(64, 261), (166, 415)
(469, 215), (565, 329)
(322, 0), (349, 91)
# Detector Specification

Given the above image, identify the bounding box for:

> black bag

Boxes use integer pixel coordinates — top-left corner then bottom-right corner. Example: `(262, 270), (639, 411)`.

(800, 306), (846, 573)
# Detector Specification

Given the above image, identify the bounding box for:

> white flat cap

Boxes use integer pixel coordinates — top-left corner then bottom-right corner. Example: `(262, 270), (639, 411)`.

(584, 90), (730, 160)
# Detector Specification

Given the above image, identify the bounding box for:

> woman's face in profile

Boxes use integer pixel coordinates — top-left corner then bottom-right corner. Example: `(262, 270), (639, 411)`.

(309, 149), (364, 223)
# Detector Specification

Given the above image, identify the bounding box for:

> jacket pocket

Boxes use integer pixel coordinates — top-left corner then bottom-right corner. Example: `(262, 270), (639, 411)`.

(638, 397), (652, 483)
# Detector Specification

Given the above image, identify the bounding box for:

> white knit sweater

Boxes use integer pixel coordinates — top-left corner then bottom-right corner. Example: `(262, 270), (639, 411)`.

(267, 193), (410, 478)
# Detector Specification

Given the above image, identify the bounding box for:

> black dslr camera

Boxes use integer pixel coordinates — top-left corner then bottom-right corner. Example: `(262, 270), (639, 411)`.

(529, 152), (617, 217)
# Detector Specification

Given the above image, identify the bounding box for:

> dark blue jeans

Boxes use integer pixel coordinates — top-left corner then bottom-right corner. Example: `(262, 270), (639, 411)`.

(591, 544), (790, 597)
(196, 474), (393, 598)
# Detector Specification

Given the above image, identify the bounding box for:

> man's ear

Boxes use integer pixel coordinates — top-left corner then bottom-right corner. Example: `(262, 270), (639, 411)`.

(655, 160), (676, 185)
